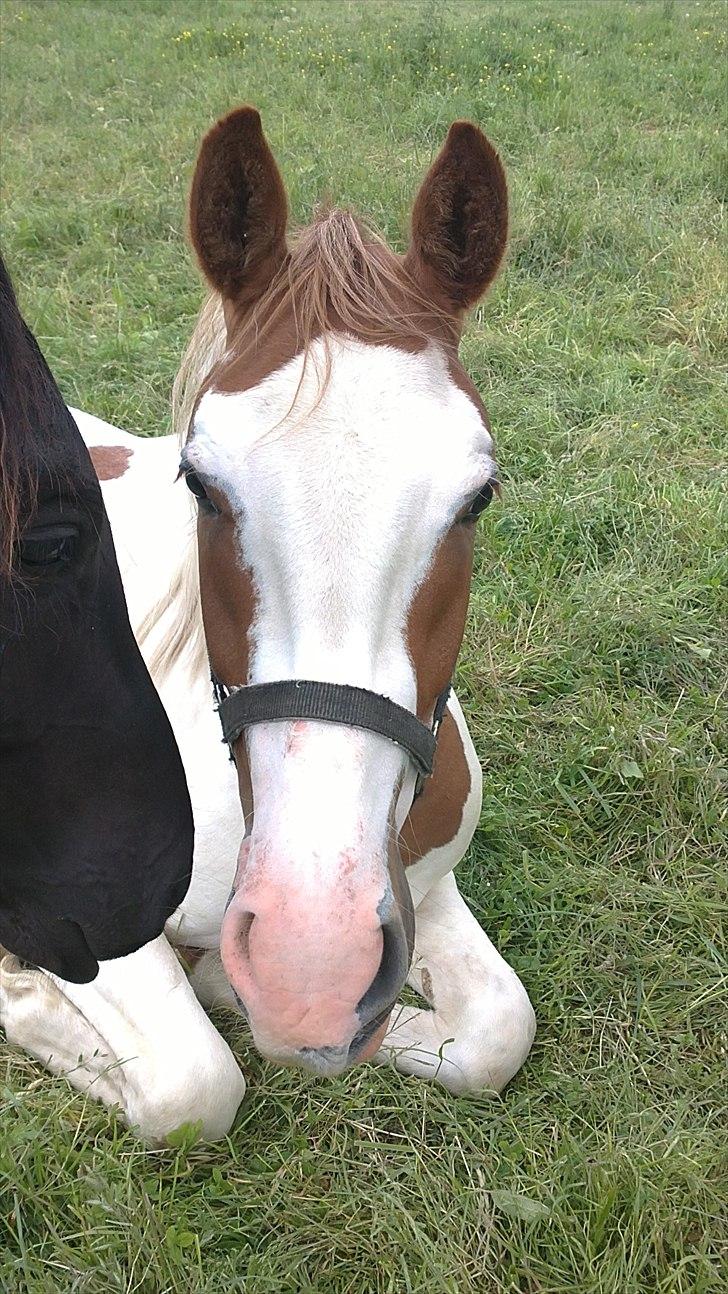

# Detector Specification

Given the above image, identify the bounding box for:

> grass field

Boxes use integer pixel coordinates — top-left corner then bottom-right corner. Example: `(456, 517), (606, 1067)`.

(1, 1), (726, 1290)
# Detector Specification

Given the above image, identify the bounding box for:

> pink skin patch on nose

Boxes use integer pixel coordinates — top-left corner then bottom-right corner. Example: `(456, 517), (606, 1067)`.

(284, 720), (309, 757)
(220, 843), (386, 1055)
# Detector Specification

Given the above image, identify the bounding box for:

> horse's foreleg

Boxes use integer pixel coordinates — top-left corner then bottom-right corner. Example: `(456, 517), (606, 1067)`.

(379, 871), (535, 1094)
(0, 934), (244, 1141)
(382, 695), (535, 1093)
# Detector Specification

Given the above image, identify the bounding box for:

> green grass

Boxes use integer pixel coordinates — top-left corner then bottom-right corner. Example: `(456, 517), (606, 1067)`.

(1, 1), (726, 1290)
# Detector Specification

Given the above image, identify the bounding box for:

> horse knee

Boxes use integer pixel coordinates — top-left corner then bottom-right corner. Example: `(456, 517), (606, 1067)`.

(1, 949), (245, 1143)
(1, 951), (61, 1031)
(123, 1036), (245, 1143)
(447, 978), (536, 1096)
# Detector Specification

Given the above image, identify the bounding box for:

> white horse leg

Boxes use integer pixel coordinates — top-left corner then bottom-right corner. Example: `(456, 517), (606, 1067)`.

(0, 935), (244, 1141)
(378, 871), (535, 1094)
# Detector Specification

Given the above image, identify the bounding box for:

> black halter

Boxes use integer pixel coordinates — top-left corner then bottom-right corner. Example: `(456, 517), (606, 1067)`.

(212, 676), (451, 798)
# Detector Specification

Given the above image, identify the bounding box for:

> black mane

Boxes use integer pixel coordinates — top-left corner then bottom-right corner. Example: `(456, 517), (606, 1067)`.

(0, 253), (72, 578)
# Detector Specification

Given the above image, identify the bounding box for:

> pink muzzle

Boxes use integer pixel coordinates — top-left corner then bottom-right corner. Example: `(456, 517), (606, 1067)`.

(220, 839), (411, 1072)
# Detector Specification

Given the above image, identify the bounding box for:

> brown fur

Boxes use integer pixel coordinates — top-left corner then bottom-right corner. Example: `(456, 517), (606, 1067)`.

(89, 444), (132, 481)
(404, 121), (508, 312)
(200, 208), (460, 429)
(406, 525), (476, 722)
(184, 106), (508, 430)
(400, 711), (472, 863)
(176, 111), (507, 445)
(197, 498), (257, 692)
(189, 107), (288, 303)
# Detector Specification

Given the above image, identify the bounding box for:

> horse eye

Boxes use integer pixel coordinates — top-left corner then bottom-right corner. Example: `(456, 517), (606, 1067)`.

(19, 527), (78, 568)
(184, 470), (220, 515)
(184, 470), (207, 500)
(461, 479), (497, 523)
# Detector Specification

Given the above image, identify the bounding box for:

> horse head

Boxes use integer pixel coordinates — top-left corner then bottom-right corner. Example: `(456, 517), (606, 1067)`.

(180, 109), (507, 1072)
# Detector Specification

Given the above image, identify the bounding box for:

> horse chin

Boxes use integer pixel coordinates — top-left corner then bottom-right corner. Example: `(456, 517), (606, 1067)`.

(250, 1014), (391, 1076)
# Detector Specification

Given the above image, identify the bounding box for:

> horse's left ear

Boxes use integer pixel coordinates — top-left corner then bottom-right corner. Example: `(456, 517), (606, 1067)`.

(404, 122), (508, 314)
(189, 106), (288, 304)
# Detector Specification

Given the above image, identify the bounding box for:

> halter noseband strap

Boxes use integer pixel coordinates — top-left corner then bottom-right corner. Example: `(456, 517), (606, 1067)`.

(213, 677), (451, 795)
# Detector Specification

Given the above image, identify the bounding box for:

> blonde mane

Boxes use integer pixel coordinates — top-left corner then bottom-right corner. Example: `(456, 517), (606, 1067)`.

(139, 209), (453, 684)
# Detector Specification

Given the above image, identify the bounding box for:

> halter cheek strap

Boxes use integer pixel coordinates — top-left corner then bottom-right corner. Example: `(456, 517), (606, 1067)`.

(212, 676), (451, 798)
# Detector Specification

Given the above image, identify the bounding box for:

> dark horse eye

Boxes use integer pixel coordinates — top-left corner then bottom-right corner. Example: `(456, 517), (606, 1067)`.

(19, 525), (78, 568)
(461, 479), (498, 523)
(184, 470), (220, 515)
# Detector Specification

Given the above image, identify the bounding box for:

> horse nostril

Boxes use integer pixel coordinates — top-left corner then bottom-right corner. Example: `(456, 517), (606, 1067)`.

(239, 916), (256, 957)
(234, 911), (255, 961)
(354, 916), (409, 1034)
(221, 908), (255, 1018)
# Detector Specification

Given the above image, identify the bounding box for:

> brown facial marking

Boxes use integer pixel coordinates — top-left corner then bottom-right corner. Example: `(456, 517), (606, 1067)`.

(213, 295), (309, 398)
(406, 523), (476, 722)
(206, 249), (460, 408)
(194, 487), (257, 823)
(447, 352), (493, 437)
(197, 513), (256, 685)
(89, 445), (132, 481)
(400, 710), (473, 865)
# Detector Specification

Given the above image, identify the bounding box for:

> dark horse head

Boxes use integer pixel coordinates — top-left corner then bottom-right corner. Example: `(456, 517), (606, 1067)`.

(0, 254), (193, 981)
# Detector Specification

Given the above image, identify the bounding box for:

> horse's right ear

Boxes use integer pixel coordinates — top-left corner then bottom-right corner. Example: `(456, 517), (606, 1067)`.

(189, 107), (288, 303)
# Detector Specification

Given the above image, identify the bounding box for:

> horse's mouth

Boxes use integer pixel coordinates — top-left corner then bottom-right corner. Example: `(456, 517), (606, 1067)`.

(234, 995), (392, 1075)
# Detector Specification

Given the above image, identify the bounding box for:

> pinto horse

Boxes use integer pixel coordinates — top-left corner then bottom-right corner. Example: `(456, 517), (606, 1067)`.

(4, 112), (535, 1138)
(0, 254), (243, 1139)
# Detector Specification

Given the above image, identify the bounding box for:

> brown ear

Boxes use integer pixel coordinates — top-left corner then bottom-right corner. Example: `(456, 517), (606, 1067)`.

(404, 122), (508, 313)
(189, 106), (288, 302)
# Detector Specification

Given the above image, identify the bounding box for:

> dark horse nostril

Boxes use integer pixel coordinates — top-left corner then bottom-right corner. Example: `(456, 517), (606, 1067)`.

(225, 910), (254, 1018)
(234, 910), (255, 959)
(352, 916), (409, 1054)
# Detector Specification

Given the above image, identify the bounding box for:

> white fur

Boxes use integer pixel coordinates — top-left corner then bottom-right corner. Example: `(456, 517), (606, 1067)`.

(0, 936), (244, 1141)
(378, 871), (537, 1093)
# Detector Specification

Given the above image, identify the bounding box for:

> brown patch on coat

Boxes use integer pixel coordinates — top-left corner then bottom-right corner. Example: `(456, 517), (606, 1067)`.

(400, 709), (472, 864)
(197, 221), (460, 414)
(398, 517), (477, 868)
(195, 489), (256, 823)
(406, 526), (475, 724)
(196, 496), (256, 693)
(89, 444), (132, 481)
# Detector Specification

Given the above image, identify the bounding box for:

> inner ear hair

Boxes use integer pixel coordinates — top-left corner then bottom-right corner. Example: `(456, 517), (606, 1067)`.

(405, 121), (508, 314)
(188, 106), (289, 302)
